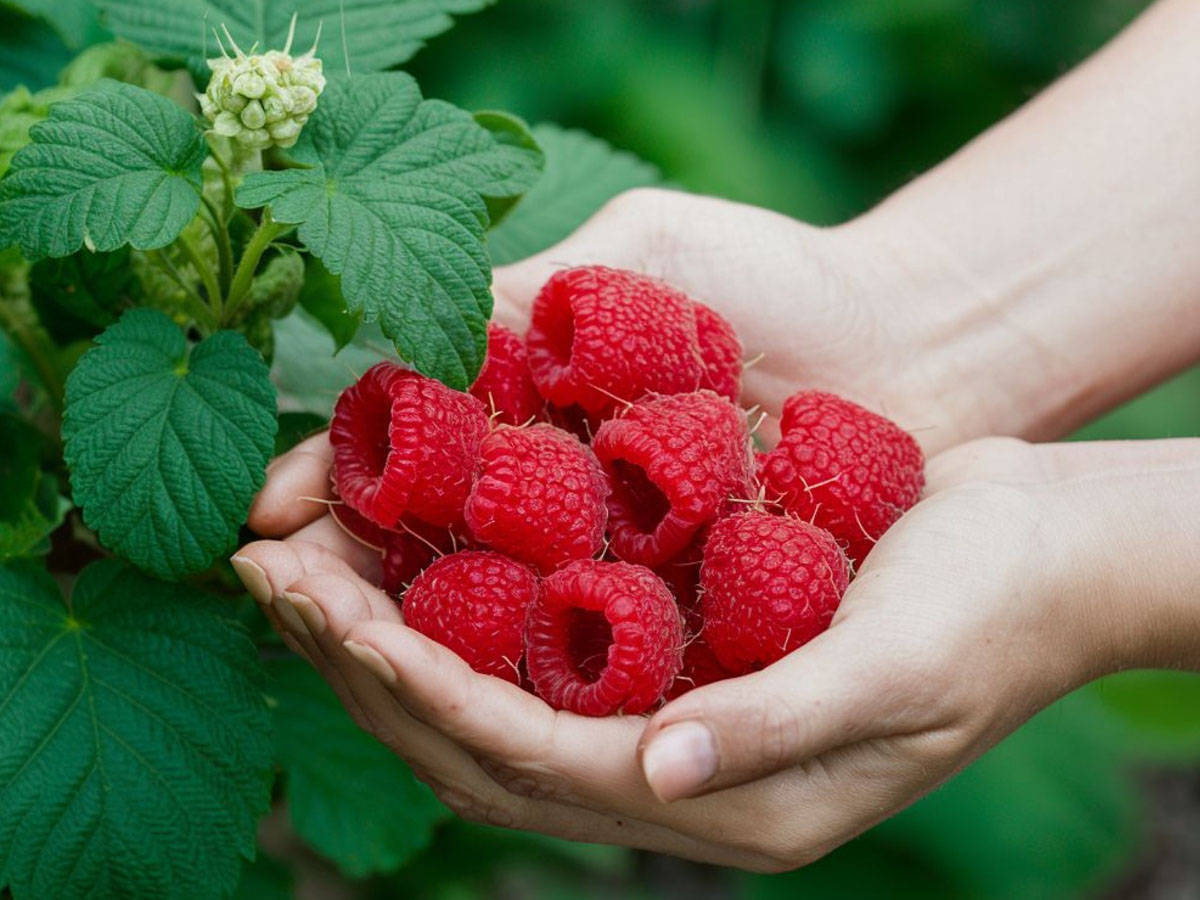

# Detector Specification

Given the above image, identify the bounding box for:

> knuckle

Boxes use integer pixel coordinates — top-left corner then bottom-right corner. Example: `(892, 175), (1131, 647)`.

(477, 757), (576, 804)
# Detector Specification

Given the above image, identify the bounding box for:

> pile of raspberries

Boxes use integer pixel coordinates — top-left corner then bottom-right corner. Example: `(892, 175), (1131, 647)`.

(328, 266), (924, 717)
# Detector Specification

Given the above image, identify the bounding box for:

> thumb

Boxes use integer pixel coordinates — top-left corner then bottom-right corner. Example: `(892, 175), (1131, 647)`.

(638, 622), (901, 802)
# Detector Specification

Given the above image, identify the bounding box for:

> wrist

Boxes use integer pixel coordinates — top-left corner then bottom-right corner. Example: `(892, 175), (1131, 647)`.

(1025, 445), (1200, 677)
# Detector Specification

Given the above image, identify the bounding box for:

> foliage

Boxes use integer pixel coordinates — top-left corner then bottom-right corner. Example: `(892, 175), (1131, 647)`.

(1, 0), (1195, 899)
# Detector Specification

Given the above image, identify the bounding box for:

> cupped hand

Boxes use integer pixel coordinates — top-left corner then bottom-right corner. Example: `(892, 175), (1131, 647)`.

(232, 435), (1127, 872)
(489, 187), (975, 452)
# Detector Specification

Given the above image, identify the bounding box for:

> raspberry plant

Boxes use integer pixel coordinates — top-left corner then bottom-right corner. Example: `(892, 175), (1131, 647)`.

(0, 0), (661, 896)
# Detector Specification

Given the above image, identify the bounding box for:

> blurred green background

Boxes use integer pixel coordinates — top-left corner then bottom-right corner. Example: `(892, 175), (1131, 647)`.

(6, 0), (1198, 897)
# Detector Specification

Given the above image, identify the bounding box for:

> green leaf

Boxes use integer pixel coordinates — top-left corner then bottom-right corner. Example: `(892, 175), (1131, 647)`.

(271, 307), (390, 419)
(487, 124), (661, 266)
(267, 657), (450, 877)
(7, 0), (108, 50)
(0, 414), (40, 520)
(96, 0), (495, 75)
(63, 309), (277, 578)
(296, 255), (359, 352)
(232, 852), (294, 900)
(275, 410), (327, 455)
(473, 110), (545, 227)
(29, 248), (135, 342)
(0, 559), (274, 900)
(0, 471), (70, 561)
(238, 72), (531, 388)
(0, 11), (74, 93)
(0, 80), (206, 260)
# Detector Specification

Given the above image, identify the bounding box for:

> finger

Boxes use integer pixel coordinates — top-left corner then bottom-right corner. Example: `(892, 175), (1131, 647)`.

(277, 573), (774, 868)
(639, 624), (911, 802)
(289, 514), (384, 584)
(248, 432), (334, 536)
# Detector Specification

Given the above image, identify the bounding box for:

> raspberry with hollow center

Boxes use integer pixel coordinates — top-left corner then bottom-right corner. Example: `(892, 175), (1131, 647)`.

(470, 322), (544, 426)
(525, 559), (683, 715)
(464, 423), (609, 575)
(525, 266), (703, 415)
(757, 390), (925, 565)
(403, 551), (539, 684)
(593, 390), (754, 567)
(329, 362), (489, 529)
(701, 511), (850, 674)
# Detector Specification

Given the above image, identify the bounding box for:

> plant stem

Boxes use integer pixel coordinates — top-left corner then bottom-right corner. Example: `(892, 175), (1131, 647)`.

(0, 301), (64, 412)
(206, 138), (237, 220)
(223, 210), (289, 324)
(148, 250), (217, 332)
(176, 230), (223, 318)
(201, 194), (234, 302)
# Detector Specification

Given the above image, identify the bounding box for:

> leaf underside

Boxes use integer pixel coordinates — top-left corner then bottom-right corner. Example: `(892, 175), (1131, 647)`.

(487, 123), (661, 266)
(0, 560), (273, 900)
(0, 80), (205, 260)
(238, 72), (540, 389)
(96, 0), (495, 75)
(62, 308), (277, 578)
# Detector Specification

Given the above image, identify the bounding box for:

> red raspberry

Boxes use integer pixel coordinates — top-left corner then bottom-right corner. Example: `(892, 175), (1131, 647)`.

(701, 511), (849, 674)
(525, 559), (683, 715)
(330, 362), (489, 529)
(757, 391), (925, 565)
(525, 266), (703, 415)
(465, 423), (608, 575)
(654, 541), (737, 698)
(403, 551), (539, 684)
(380, 520), (461, 596)
(469, 322), (544, 426)
(692, 302), (742, 402)
(330, 500), (387, 550)
(593, 391), (754, 567)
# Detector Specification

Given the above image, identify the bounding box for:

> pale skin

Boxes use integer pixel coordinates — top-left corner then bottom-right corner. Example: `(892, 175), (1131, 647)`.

(232, 0), (1200, 873)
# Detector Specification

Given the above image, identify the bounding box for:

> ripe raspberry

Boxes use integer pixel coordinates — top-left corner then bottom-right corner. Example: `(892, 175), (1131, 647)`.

(330, 362), (489, 529)
(380, 520), (460, 596)
(465, 424), (608, 575)
(654, 541), (737, 698)
(525, 266), (703, 415)
(403, 551), (538, 684)
(593, 391), (754, 567)
(525, 559), (683, 715)
(469, 322), (544, 426)
(692, 302), (742, 402)
(757, 391), (924, 565)
(330, 500), (387, 550)
(701, 511), (849, 674)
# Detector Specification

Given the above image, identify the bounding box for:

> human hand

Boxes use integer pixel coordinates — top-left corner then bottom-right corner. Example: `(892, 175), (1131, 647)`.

(231, 435), (1200, 871)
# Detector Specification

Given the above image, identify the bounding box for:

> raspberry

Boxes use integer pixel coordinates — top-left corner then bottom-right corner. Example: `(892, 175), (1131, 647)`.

(525, 559), (683, 715)
(380, 520), (460, 596)
(330, 362), (489, 529)
(330, 500), (387, 550)
(757, 391), (925, 565)
(469, 322), (544, 426)
(593, 391), (754, 567)
(653, 541), (737, 698)
(692, 302), (742, 402)
(525, 266), (703, 415)
(464, 423), (608, 575)
(701, 511), (849, 674)
(403, 551), (538, 684)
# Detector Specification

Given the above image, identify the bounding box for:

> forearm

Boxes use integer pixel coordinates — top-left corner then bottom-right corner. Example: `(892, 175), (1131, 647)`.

(846, 0), (1200, 443)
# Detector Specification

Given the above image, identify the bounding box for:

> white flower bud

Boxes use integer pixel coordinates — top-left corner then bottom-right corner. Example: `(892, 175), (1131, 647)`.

(240, 99), (266, 129)
(200, 16), (326, 152)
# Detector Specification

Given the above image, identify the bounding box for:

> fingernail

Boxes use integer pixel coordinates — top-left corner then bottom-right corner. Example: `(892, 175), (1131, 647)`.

(281, 590), (326, 635)
(642, 721), (718, 802)
(272, 592), (312, 638)
(344, 640), (397, 685)
(231, 555), (271, 605)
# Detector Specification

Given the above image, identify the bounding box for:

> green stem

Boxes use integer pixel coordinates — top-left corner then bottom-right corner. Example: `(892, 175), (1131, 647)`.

(176, 231), (222, 316)
(148, 250), (217, 332)
(206, 138), (237, 220)
(0, 302), (64, 412)
(223, 210), (288, 325)
(201, 194), (234, 302)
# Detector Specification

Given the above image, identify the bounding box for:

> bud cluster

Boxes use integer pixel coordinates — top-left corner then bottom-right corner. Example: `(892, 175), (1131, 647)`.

(198, 18), (325, 150)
